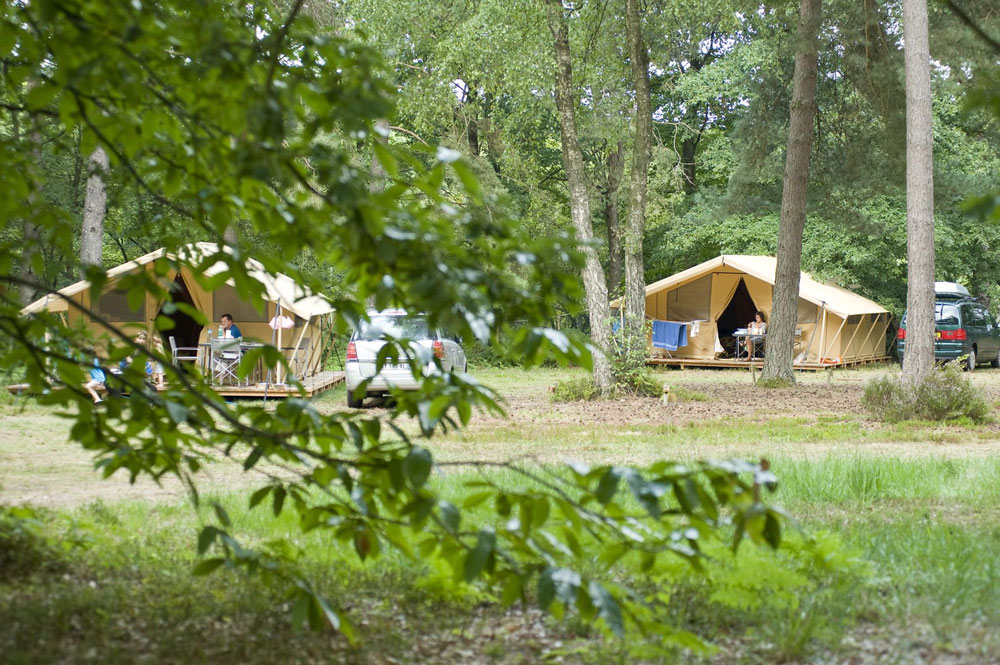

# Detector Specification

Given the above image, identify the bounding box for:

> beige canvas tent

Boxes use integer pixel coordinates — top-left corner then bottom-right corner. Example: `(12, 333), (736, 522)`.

(21, 243), (335, 382)
(613, 255), (891, 366)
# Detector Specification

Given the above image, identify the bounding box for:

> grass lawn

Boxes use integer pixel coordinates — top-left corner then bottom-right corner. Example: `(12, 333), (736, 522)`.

(2, 365), (1000, 663)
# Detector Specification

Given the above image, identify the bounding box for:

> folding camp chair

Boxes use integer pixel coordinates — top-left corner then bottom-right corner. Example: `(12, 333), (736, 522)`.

(211, 338), (242, 385)
(169, 336), (199, 368)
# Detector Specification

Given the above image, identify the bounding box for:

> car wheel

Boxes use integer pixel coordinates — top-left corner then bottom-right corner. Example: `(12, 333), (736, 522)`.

(347, 390), (364, 408)
(965, 348), (976, 372)
(992, 349), (1000, 368)
(463, 362), (468, 374)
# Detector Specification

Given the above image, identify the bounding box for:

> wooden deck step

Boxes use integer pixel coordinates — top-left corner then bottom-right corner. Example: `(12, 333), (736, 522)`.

(5, 371), (346, 399)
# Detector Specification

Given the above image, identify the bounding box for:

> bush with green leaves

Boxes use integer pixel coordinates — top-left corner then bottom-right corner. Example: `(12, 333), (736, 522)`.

(0, 506), (73, 578)
(640, 530), (869, 659)
(0, 0), (803, 655)
(861, 363), (991, 423)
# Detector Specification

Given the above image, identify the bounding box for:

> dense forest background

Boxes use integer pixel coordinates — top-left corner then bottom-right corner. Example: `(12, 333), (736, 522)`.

(9, 0), (1000, 317)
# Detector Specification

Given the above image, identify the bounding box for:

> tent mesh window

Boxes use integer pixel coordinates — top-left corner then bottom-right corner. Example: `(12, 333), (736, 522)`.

(212, 285), (268, 322)
(98, 289), (145, 322)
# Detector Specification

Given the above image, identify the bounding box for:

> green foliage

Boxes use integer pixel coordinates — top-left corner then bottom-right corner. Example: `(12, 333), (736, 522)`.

(638, 529), (869, 659)
(552, 372), (708, 402)
(0, 0), (797, 655)
(551, 376), (601, 402)
(0, 506), (78, 578)
(861, 363), (991, 423)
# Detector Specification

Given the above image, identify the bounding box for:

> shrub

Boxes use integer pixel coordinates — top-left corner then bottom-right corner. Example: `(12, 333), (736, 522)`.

(552, 376), (600, 402)
(861, 363), (991, 423)
(551, 374), (709, 402)
(0, 506), (67, 578)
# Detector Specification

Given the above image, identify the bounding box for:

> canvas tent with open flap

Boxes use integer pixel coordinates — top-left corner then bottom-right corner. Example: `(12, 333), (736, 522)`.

(612, 255), (891, 366)
(21, 243), (336, 384)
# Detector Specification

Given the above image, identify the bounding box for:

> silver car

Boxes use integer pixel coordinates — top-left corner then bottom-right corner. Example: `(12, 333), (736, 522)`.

(345, 310), (468, 408)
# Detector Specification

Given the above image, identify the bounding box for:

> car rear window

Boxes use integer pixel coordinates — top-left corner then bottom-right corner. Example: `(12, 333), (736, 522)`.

(356, 315), (431, 341)
(934, 304), (960, 325)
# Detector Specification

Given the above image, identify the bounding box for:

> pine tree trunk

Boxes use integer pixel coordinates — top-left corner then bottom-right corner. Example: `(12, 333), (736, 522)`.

(80, 146), (108, 271)
(546, 0), (614, 394)
(623, 0), (652, 367)
(20, 90), (42, 307)
(604, 140), (625, 296)
(680, 136), (697, 194)
(901, 0), (935, 385)
(365, 118), (391, 309)
(761, 0), (822, 384)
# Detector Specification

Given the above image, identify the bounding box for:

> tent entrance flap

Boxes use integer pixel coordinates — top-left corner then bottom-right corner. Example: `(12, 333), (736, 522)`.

(716, 278), (758, 337)
(158, 275), (203, 348)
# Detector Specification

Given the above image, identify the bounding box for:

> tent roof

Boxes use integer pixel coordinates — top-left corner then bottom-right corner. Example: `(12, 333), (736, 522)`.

(20, 243), (334, 319)
(617, 255), (888, 319)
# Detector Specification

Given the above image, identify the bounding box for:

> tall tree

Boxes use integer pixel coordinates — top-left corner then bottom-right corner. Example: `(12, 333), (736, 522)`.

(900, 0), (936, 383)
(546, 0), (614, 394)
(18, 79), (42, 307)
(761, 0), (822, 384)
(79, 146), (108, 270)
(622, 0), (653, 367)
(601, 139), (625, 294)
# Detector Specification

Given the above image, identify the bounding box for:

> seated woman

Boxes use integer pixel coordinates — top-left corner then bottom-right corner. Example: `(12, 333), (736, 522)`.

(746, 311), (767, 358)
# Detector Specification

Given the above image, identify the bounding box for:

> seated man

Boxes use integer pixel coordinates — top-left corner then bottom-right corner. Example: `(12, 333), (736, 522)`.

(214, 314), (243, 384)
(220, 313), (242, 339)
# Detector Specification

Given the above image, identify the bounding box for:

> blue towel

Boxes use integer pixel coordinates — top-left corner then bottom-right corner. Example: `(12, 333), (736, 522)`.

(652, 321), (687, 351)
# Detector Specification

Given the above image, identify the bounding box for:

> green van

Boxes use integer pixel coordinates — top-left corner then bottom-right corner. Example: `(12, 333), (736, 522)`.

(897, 282), (1000, 371)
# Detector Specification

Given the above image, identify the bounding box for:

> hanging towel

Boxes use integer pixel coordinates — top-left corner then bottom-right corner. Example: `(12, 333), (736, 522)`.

(652, 321), (688, 351)
(690, 320), (700, 338)
(675, 322), (688, 349)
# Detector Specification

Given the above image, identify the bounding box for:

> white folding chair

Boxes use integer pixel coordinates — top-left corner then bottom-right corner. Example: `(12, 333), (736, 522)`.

(212, 338), (242, 385)
(169, 336), (199, 367)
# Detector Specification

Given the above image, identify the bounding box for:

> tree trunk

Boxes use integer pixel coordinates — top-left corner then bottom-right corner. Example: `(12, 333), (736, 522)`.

(365, 118), (390, 309)
(80, 146), (108, 271)
(603, 140), (625, 296)
(546, 0), (614, 394)
(622, 0), (652, 369)
(900, 0), (935, 385)
(680, 136), (697, 194)
(20, 86), (42, 307)
(761, 0), (822, 384)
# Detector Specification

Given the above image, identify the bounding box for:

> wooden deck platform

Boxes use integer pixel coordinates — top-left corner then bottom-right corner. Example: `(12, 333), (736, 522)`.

(6, 371), (345, 399)
(184, 370), (345, 398)
(645, 356), (891, 371)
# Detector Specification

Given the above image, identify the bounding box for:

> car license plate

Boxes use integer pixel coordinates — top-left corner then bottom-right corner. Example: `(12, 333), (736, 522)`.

(385, 362), (409, 370)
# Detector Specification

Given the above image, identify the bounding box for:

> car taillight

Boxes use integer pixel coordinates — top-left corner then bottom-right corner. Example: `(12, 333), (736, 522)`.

(939, 329), (967, 340)
(898, 329), (906, 340)
(432, 340), (444, 359)
(346, 341), (357, 361)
